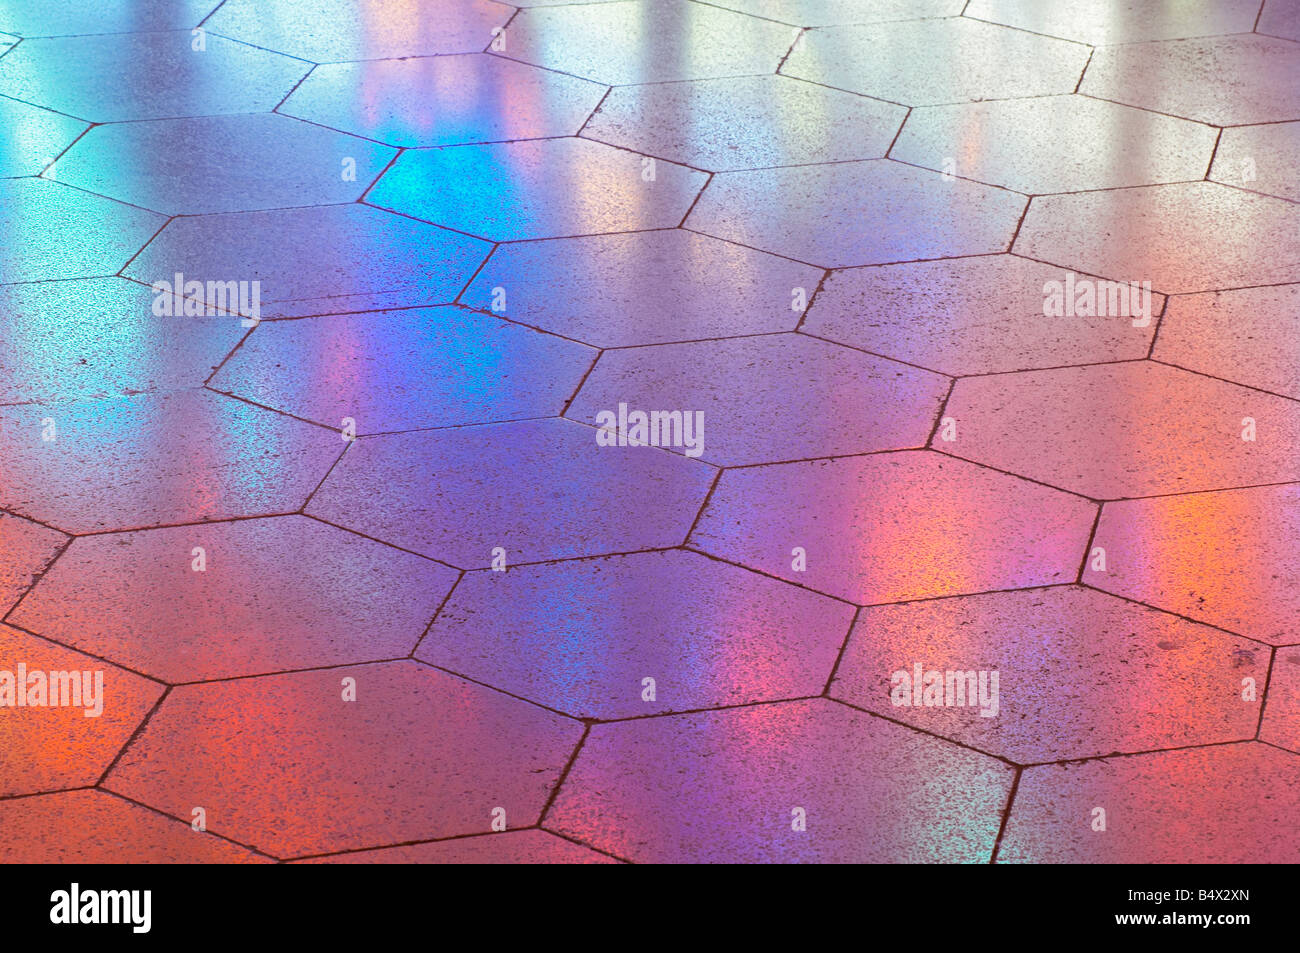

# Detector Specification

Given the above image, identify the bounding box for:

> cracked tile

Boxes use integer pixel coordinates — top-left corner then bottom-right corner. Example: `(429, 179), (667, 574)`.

(782, 17), (1088, 105)
(282, 53), (606, 148)
(567, 334), (948, 466)
(690, 450), (1095, 604)
(124, 203), (490, 320)
(1016, 182), (1300, 293)
(1154, 284), (1300, 399)
(0, 95), (86, 177)
(0, 790), (267, 863)
(583, 74), (906, 172)
(939, 362), (1300, 498)
(57, 113), (396, 215)
(0, 178), (165, 283)
(503, 0), (793, 85)
(210, 306), (594, 433)
(1081, 35), (1300, 125)
(829, 586), (1262, 764)
(9, 515), (457, 682)
(0, 277), (244, 404)
(206, 0), (512, 62)
(104, 661), (583, 858)
(803, 256), (1159, 376)
(1000, 744), (1300, 862)
(892, 95), (1218, 194)
(418, 549), (854, 719)
(368, 137), (706, 241)
(462, 230), (821, 347)
(0, 390), (340, 533)
(0, 624), (163, 796)
(0, 512), (64, 615)
(296, 830), (618, 864)
(965, 0), (1262, 44)
(548, 698), (1014, 862)
(686, 159), (1024, 267)
(307, 417), (714, 568)
(0, 31), (307, 123)
(1209, 121), (1300, 203)
(1085, 484), (1300, 645)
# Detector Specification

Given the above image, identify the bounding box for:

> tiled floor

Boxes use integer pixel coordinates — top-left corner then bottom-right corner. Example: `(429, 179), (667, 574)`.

(0, 0), (1297, 864)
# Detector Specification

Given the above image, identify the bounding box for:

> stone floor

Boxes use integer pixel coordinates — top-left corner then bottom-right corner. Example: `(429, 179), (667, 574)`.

(1, 0), (1298, 864)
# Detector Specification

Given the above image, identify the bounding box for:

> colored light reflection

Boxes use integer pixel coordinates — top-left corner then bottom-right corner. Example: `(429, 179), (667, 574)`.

(1, 0), (1293, 864)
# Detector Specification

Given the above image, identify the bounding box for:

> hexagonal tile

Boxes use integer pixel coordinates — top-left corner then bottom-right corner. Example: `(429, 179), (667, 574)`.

(583, 74), (906, 172)
(0, 512), (63, 615)
(830, 586), (1263, 764)
(566, 334), (948, 466)
(1154, 284), (1300, 399)
(296, 830), (618, 864)
(965, 0), (1262, 44)
(307, 418), (713, 568)
(0, 790), (267, 863)
(282, 53), (605, 148)
(1081, 35), (1300, 125)
(1259, 0), (1300, 41)
(892, 95), (1218, 194)
(210, 307), (594, 433)
(104, 661), (583, 858)
(57, 113), (395, 215)
(1210, 121), (1300, 203)
(1261, 648), (1300, 751)
(0, 31), (306, 123)
(1085, 484), (1300, 645)
(939, 362), (1300, 499)
(206, 0), (512, 62)
(0, 95), (85, 177)
(705, 0), (962, 26)
(1016, 182), (1300, 293)
(0, 178), (165, 283)
(124, 204), (490, 320)
(0, 390), (340, 533)
(367, 138), (706, 241)
(686, 159), (1025, 267)
(502, 0), (793, 85)
(461, 230), (822, 347)
(9, 516), (457, 682)
(0, 0), (218, 38)
(2, 0), (1288, 869)
(804, 256), (1159, 376)
(418, 549), (854, 719)
(999, 744), (1300, 863)
(690, 450), (1095, 604)
(548, 698), (1014, 862)
(0, 624), (164, 796)
(782, 17), (1089, 105)
(0, 277), (244, 404)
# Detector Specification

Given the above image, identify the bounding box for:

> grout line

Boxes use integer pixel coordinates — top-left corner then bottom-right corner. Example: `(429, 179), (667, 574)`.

(988, 767), (1023, 864)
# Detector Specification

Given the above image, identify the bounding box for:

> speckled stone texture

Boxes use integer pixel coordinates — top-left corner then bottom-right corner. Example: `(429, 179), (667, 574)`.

(3, 0), (1296, 865)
